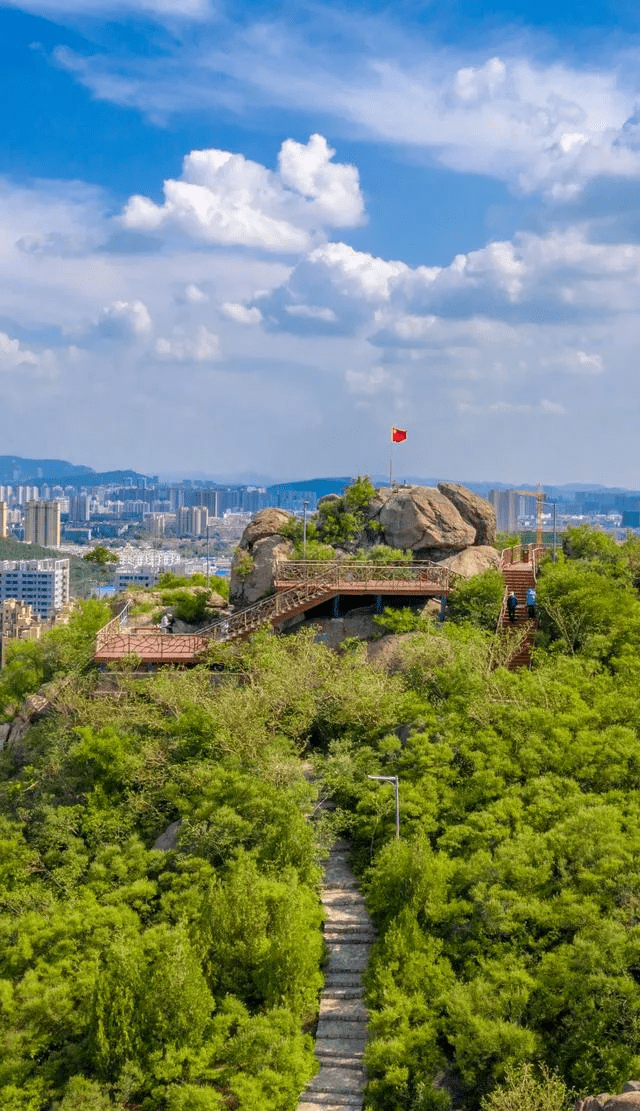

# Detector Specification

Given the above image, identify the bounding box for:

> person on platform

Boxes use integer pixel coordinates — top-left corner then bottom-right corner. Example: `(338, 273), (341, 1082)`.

(527, 587), (537, 620)
(507, 591), (518, 624)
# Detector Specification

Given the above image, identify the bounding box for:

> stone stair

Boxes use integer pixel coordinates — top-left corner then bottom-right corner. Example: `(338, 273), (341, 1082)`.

(297, 840), (375, 1111)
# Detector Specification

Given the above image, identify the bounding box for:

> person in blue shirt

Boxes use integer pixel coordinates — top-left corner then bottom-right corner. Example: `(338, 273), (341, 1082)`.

(527, 587), (536, 619)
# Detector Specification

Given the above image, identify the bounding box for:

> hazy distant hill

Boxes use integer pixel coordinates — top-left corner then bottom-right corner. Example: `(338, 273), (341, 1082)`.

(267, 477), (352, 500)
(0, 456), (148, 487)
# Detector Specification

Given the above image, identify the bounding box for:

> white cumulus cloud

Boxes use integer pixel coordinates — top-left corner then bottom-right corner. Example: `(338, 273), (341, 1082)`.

(220, 302), (263, 325)
(154, 325), (220, 361)
(121, 135), (364, 253)
(97, 300), (152, 340)
(0, 331), (40, 368)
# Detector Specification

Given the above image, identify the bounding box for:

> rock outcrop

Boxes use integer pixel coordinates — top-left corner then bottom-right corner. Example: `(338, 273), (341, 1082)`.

(439, 545), (500, 578)
(231, 507), (294, 607)
(369, 485), (476, 559)
(437, 482), (496, 546)
(575, 1084), (640, 1111)
(230, 482), (498, 609)
(239, 507), (292, 549)
(231, 534), (294, 607)
(0, 692), (52, 759)
(153, 819), (181, 851)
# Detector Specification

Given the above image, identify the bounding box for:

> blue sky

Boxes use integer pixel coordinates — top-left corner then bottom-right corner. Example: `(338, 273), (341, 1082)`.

(1, 0), (640, 483)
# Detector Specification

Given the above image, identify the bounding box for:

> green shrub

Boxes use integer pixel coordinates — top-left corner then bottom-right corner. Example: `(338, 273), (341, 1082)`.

(480, 1062), (572, 1111)
(447, 570), (505, 630)
(233, 551), (255, 580)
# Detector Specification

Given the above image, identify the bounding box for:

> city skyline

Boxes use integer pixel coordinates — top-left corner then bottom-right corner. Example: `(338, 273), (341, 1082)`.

(1, 0), (640, 483)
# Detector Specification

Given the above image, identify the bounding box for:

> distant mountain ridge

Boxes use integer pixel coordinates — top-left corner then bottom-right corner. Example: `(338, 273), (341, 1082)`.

(0, 456), (149, 487)
(1, 457), (637, 497)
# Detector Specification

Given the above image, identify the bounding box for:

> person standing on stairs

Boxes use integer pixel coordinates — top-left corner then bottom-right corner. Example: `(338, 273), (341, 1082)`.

(507, 591), (518, 624)
(527, 587), (536, 620)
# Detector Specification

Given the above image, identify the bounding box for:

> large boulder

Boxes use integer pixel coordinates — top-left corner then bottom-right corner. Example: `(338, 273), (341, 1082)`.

(239, 508), (292, 549)
(230, 535), (293, 606)
(370, 486), (476, 559)
(437, 482), (496, 546)
(439, 545), (500, 578)
(605, 1097), (640, 1111)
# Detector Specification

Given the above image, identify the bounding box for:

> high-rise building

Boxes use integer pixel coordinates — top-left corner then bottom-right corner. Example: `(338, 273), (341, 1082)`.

(0, 501), (7, 539)
(0, 559), (69, 619)
(488, 489), (520, 534)
(177, 506), (208, 537)
(196, 489), (220, 517)
(169, 485), (185, 512)
(25, 501), (61, 548)
(69, 494), (91, 522)
(16, 485), (39, 505)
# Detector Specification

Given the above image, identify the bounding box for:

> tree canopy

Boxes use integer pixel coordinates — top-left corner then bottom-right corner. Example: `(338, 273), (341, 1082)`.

(3, 527), (640, 1109)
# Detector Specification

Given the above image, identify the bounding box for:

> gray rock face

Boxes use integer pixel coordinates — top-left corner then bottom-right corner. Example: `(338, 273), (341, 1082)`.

(371, 486), (475, 557)
(230, 535), (293, 606)
(439, 545), (500, 578)
(437, 482), (496, 545)
(0, 693), (52, 760)
(153, 819), (181, 851)
(575, 1088), (640, 1111)
(240, 507), (292, 549)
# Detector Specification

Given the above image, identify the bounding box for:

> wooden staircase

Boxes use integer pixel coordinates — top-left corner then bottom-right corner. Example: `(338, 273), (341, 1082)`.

(497, 546), (543, 670)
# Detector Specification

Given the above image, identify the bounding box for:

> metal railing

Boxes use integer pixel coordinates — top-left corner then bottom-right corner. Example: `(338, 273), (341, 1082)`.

(95, 559), (461, 658)
(274, 559), (458, 589)
(199, 578), (339, 641)
(95, 601), (131, 652)
(200, 560), (458, 643)
(95, 630), (210, 660)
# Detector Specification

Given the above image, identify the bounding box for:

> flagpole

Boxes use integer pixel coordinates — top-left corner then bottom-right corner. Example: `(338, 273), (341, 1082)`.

(389, 439), (393, 488)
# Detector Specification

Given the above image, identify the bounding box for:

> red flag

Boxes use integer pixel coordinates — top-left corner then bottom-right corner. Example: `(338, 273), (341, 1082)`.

(391, 426), (407, 443)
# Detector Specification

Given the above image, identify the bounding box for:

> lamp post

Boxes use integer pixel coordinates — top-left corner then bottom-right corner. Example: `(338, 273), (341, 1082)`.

(303, 500), (309, 560)
(367, 774), (400, 838)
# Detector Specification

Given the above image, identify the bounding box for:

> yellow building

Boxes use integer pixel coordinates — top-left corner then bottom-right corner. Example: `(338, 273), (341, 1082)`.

(0, 501), (7, 540)
(25, 501), (61, 548)
(0, 598), (42, 641)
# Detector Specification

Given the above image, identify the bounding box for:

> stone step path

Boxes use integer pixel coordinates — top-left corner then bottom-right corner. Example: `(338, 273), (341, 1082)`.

(298, 840), (375, 1111)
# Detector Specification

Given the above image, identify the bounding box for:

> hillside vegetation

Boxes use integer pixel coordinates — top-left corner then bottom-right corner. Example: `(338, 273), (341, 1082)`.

(2, 528), (640, 1108)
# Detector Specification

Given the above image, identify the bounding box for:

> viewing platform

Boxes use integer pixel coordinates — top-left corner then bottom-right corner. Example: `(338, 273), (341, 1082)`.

(95, 558), (458, 665)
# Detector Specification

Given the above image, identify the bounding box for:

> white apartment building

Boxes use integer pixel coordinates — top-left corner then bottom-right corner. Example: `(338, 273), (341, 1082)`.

(0, 559), (70, 620)
(114, 567), (158, 591)
(16, 485), (39, 506)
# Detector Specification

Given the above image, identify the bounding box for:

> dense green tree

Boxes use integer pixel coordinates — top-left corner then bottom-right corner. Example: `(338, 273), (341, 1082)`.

(83, 547), (119, 567)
